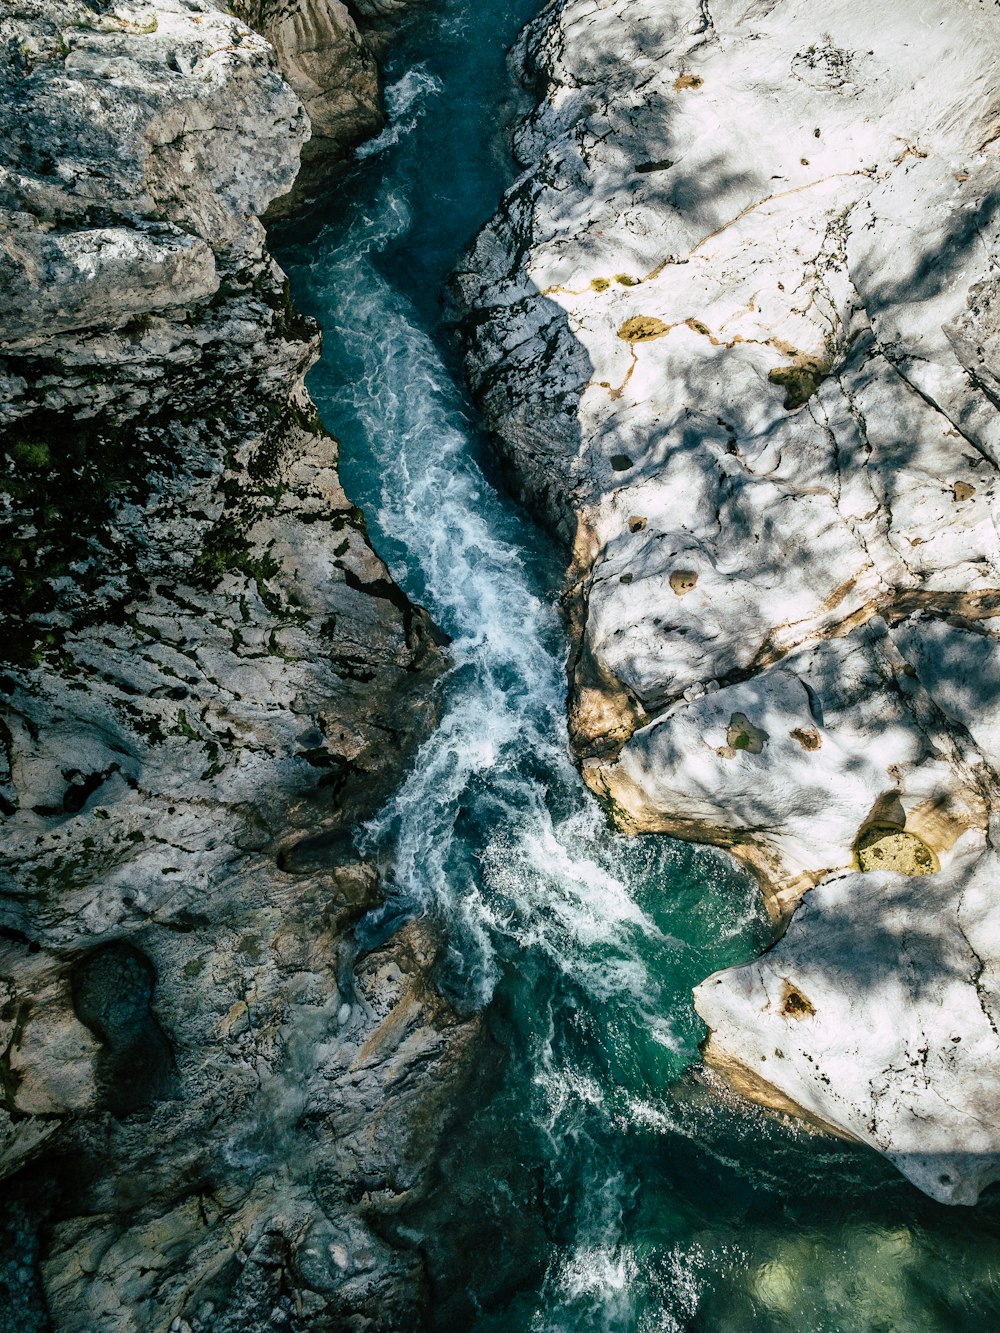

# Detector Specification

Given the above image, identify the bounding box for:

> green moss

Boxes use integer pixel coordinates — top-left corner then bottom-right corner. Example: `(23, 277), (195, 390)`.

(1, 409), (178, 666)
(10, 440), (50, 468)
(726, 712), (768, 755)
(174, 709), (200, 742)
(191, 519), (281, 600)
(121, 313), (154, 340)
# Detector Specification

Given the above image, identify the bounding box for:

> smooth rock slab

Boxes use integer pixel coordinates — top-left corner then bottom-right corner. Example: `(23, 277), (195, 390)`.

(695, 837), (1000, 1205)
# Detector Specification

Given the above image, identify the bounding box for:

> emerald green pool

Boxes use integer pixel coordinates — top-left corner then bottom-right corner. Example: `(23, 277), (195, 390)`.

(273, 2), (1000, 1326)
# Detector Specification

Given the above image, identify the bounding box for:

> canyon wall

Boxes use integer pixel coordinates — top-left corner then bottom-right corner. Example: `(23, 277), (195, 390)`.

(456, 0), (1000, 1203)
(0, 1), (474, 1328)
(238, 0), (420, 215)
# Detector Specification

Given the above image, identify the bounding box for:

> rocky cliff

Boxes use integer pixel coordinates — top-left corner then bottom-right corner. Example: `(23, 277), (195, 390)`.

(239, 0), (420, 216)
(0, 1), (476, 1328)
(456, 0), (1000, 1203)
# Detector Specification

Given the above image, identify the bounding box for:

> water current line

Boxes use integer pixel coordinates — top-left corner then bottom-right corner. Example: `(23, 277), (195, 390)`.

(273, 10), (1000, 1329)
(269, 30), (856, 1333)
(289, 161), (686, 1013)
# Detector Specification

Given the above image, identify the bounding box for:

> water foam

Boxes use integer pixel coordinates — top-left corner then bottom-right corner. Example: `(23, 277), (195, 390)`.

(288, 188), (683, 1025)
(272, 1), (1000, 1323)
(272, 25), (780, 1318)
(355, 66), (444, 160)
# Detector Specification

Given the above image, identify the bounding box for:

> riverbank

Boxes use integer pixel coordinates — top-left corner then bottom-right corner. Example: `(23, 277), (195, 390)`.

(455, 0), (1000, 1204)
(0, 2), (477, 1327)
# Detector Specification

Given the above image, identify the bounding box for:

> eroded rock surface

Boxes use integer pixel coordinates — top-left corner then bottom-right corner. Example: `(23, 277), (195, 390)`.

(239, 0), (422, 216)
(456, 0), (1000, 1200)
(1, 2), (475, 1327)
(696, 834), (1000, 1206)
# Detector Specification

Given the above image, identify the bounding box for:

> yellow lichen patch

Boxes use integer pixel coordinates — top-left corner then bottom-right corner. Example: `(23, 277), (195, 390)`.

(953, 480), (976, 501)
(615, 274), (639, 286)
(674, 72), (704, 91)
(780, 981), (815, 1019)
(591, 276), (611, 292)
(768, 357), (830, 410)
(789, 726), (821, 751)
(618, 315), (670, 342)
(669, 569), (698, 596)
(854, 824), (938, 875)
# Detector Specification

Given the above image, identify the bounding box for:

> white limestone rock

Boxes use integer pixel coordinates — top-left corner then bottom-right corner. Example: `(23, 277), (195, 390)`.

(458, 0), (1000, 1199)
(695, 837), (1000, 1205)
(589, 618), (992, 912)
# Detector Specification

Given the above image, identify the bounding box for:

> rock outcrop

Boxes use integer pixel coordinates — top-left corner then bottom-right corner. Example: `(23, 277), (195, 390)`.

(239, 0), (421, 216)
(456, 0), (1000, 1200)
(1, 1), (475, 1327)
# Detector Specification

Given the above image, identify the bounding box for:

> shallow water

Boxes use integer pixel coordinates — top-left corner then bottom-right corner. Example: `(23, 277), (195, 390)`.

(272, 2), (1000, 1326)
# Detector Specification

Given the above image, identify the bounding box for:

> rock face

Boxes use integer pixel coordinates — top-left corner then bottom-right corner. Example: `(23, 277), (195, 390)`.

(456, 0), (1000, 1200)
(695, 833), (1000, 1206)
(239, 0), (421, 216)
(1, 2), (475, 1327)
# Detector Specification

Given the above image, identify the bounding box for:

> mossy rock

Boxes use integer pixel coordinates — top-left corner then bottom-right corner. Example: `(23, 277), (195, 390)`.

(854, 824), (937, 875)
(727, 711), (768, 754)
(8, 439), (51, 468)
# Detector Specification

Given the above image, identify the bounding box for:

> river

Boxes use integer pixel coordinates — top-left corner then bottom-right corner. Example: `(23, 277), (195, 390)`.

(272, 1), (1000, 1327)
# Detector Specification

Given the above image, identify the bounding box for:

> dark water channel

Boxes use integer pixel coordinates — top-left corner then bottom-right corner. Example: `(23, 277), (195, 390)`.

(272, 2), (1000, 1327)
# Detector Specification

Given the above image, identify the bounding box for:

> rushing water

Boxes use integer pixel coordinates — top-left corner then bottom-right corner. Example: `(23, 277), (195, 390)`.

(272, 3), (1000, 1327)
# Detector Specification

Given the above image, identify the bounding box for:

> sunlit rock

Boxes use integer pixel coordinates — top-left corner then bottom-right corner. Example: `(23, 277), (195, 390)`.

(458, 0), (1000, 1198)
(695, 837), (1000, 1205)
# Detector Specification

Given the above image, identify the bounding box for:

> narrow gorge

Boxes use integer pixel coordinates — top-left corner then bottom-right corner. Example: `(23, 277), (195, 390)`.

(4, 0), (1000, 1329)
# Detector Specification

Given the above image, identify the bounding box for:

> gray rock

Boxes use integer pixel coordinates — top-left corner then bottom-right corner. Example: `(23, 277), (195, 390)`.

(1, 0), (475, 1326)
(240, 0), (426, 216)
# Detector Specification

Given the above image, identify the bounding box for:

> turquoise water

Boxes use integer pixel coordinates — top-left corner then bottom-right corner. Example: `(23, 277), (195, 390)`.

(272, 2), (1000, 1327)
